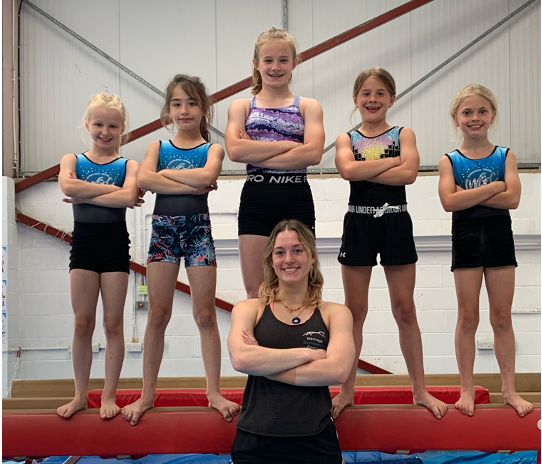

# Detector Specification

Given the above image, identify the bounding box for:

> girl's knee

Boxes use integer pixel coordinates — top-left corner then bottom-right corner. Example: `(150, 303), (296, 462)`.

(73, 316), (95, 338)
(345, 301), (368, 325)
(103, 318), (123, 338)
(457, 311), (479, 332)
(352, 310), (369, 327)
(392, 304), (417, 327)
(148, 304), (173, 330)
(490, 313), (512, 333)
(194, 309), (217, 330)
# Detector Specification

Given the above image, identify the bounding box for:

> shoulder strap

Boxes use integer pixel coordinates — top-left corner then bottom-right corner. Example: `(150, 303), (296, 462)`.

(293, 94), (300, 107)
(348, 130), (362, 143)
(497, 146), (510, 157)
(250, 97), (256, 108)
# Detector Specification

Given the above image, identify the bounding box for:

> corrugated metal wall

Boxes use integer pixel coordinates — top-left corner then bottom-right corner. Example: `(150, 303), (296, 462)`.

(19, 0), (540, 174)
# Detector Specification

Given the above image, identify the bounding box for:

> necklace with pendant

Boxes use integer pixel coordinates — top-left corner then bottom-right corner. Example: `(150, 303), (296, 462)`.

(281, 302), (306, 324)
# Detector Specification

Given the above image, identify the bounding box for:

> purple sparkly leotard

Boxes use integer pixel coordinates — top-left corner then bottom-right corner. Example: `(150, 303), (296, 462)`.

(245, 95), (305, 174)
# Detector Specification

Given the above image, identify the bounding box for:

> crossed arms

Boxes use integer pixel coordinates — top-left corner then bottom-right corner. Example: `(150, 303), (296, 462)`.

(225, 97), (325, 170)
(227, 300), (355, 387)
(59, 154), (141, 208)
(438, 150), (521, 212)
(136, 141), (224, 195)
(335, 127), (420, 186)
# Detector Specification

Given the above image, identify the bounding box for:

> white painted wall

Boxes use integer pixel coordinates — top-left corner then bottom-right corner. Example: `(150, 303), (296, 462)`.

(3, 173), (540, 390)
(17, 0), (541, 174)
(4, 0), (541, 391)
(3, 177), (18, 396)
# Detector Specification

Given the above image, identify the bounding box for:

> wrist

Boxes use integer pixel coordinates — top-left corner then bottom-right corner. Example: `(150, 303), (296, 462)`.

(303, 348), (316, 363)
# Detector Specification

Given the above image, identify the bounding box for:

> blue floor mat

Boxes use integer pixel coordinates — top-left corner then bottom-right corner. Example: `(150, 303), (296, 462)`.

(39, 450), (537, 464)
(413, 451), (537, 463)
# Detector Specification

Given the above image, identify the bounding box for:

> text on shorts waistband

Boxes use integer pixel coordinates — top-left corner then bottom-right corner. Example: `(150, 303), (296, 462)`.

(348, 203), (408, 217)
(246, 173), (308, 184)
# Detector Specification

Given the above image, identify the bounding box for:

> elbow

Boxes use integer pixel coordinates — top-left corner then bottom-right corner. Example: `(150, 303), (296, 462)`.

(439, 197), (456, 213)
(230, 357), (243, 373)
(228, 151), (241, 163)
(61, 186), (74, 197)
(60, 180), (76, 197)
(509, 197), (520, 210)
(333, 365), (351, 385)
(337, 373), (350, 385)
(226, 144), (243, 163)
(404, 172), (418, 185)
(201, 172), (217, 187)
(338, 166), (355, 182)
(333, 350), (356, 385)
(230, 353), (249, 374)
(310, 152), (323, 167)
(442, 203), (455, 213)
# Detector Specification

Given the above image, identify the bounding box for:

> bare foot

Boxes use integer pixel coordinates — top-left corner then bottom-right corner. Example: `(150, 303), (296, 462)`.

(331, 391), (354, 419)
(503, 391), (534, 417)
(454, 387), (475, 417)
(100, 396), (121, 419)
(414, 390), (448, 419)
(121, 396), (154, 426)
(208, 392), (241, 422)
(57, 397), (87, 418)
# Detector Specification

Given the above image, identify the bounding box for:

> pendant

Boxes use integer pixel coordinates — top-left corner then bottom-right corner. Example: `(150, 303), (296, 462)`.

(292, 317), (301, 324)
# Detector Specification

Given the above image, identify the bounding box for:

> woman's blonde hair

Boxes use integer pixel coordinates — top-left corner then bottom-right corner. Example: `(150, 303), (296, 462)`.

(251, 28), (299, 95)
(82, 93), (128, 153)
(259, 219), (323, 307)
(449, 83), (498, 137)
(351, 67), (396, 122)
(160, 74), (213, 142)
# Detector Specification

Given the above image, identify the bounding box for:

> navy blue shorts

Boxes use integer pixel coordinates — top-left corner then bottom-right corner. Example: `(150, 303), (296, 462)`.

(451, 215), (517, 271)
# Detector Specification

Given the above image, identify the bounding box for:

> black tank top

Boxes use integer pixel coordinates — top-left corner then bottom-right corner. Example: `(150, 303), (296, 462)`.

(236, 304), (332, 437)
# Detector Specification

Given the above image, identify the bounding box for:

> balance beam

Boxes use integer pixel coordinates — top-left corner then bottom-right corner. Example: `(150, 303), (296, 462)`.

(3, 404), (540, 458)
(85, 385), (490, 408)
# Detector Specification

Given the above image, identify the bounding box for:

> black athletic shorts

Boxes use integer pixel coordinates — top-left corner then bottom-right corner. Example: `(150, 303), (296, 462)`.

(231, 418), (343, 464)
(338, 210), (417, 266)
(69, 221), (131, 274)
(238, 175), (315, 237)
(451, 215), (517, 271)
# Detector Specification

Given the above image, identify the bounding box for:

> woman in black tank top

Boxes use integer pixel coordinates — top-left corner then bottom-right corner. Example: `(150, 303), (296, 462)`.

(228, 219), (355, 464)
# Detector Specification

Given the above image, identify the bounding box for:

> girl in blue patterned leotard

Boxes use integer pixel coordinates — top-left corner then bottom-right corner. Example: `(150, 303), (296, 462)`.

(121, 74), (240, 427)
(438, 84), (533, 418)
(225, 27), (325, 299)
(58, 93), (141, 420)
